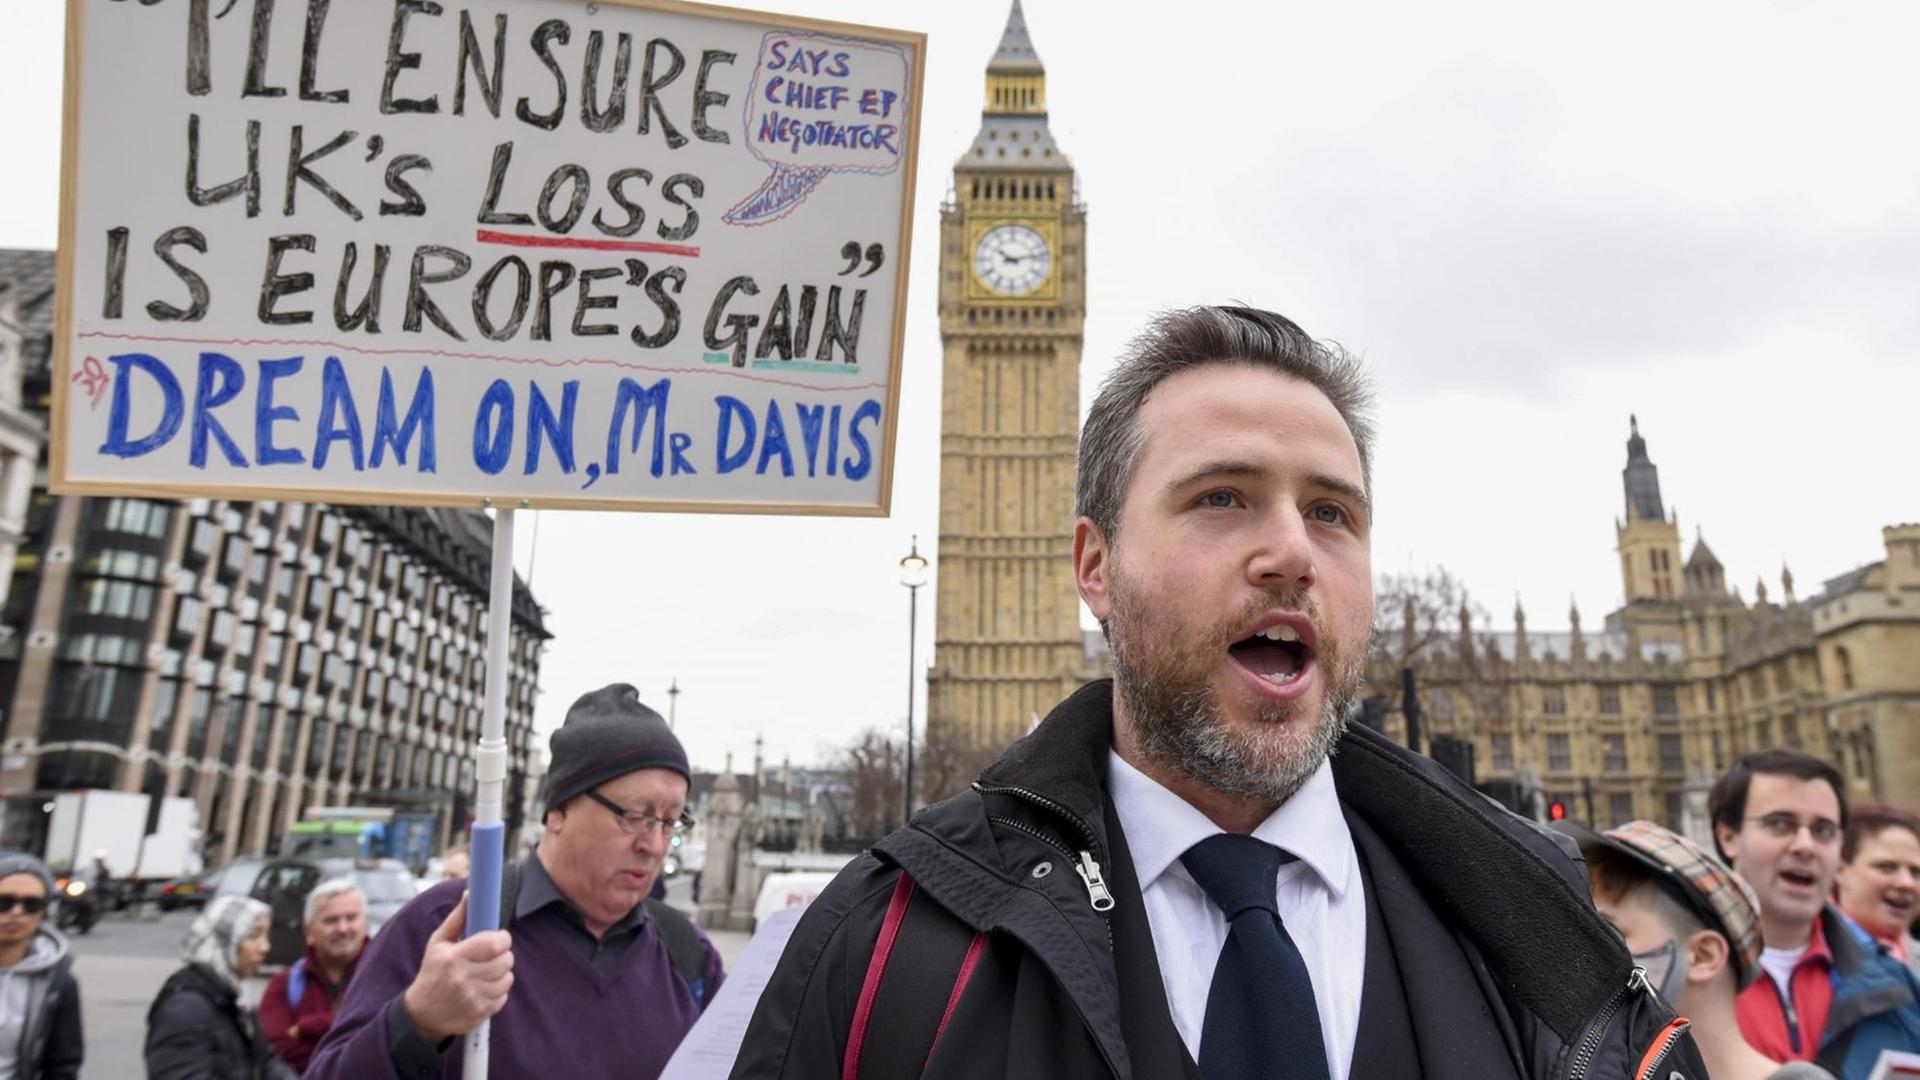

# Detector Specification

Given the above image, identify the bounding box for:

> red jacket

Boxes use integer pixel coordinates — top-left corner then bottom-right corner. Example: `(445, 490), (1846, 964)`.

(1736, 914), (1835, 1062)
(258, 941), (365, 1072)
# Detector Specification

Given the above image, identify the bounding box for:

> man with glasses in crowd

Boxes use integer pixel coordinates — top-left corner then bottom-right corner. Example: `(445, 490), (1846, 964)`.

(1710, 749), (1920, 1077)
(307, 683), (725, 1080)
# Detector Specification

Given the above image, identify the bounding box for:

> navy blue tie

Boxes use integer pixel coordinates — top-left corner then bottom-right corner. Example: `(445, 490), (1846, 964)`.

(1181, 833), (1331, 1080)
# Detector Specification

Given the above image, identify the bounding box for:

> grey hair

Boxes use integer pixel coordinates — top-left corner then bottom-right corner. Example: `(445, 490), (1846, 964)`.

(1075, 306), (1376, 541)
(303, 877), (363, 925)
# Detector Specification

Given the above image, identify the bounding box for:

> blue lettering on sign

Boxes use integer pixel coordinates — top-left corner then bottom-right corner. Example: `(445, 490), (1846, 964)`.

(371, 368), (436, 472)
(313, 357), (365, 471)
(605, 378), (672, 480)
(100, 353), (183, 459)
(472, 379), (514, 476)
(756, 401), (794, 477)
(86, 352), (886, 494)
(525, 381), (578, 476)
(255, 357), (306, 467)
(795, 403), (827, 477)
(843, 398), (881, 481)
(193, 352), (249, 469)
(714, 395), (756, 474)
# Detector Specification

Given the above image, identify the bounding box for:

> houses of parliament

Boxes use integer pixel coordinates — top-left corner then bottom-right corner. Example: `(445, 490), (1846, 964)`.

(923, 3), (1920, 825)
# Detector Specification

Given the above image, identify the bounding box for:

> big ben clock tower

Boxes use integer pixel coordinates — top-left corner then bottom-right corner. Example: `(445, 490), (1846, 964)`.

(924, 1), (1095, 783)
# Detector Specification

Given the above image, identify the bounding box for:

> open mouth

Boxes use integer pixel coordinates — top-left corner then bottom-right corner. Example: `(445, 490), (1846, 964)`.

(1227, 618), (1316, 697)
(1778, 868), (1819, 890)
(1882, 892), (1917, 916)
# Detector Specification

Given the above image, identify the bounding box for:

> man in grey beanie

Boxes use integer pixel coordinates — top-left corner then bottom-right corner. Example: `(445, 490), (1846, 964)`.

(0, 852), (82, 1080)
(308, 684), (725, 1080)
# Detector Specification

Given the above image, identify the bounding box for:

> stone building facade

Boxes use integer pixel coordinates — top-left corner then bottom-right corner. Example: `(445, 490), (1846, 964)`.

(1376, 420), (1920, 829)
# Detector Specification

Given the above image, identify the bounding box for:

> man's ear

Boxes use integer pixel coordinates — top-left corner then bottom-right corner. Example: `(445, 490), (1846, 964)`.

(1684, 928), (1731, 986)
(544, 804), (565, 835)
(1713, 823), (1739, 867)
(1073, 517), (1112, 621)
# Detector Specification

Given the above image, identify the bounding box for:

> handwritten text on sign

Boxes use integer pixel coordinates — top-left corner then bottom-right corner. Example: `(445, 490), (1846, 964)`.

(58, 0), (921, 511)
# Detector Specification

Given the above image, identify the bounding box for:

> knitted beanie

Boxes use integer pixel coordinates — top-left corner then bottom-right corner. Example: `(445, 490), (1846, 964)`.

(544, 684), (689, 812)
(0, 852), (53, 894)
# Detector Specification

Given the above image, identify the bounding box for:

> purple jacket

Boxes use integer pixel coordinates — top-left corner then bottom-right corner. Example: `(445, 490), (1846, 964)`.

(306, 878), (724, 1080)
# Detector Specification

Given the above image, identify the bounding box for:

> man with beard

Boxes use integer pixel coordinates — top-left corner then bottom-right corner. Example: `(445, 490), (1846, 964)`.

(260, 879), (368, 1072)
(731, 306), (1706, 1080)
(1710, 751), (1920, 1077)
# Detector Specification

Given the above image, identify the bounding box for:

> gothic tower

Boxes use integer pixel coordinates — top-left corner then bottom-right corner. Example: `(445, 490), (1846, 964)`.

(1612, 416), (1686, 646)
(924, 2), (1093, 778)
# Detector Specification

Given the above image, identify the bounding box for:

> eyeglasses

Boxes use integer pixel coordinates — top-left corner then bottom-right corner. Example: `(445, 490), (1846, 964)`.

(0, 896), (47, 915)
(586, 789), (694, 841)
(1747, 812), (1842, 845)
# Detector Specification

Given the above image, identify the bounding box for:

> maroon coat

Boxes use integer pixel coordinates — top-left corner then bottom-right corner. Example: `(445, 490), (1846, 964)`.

(259, 942), (365, 1072)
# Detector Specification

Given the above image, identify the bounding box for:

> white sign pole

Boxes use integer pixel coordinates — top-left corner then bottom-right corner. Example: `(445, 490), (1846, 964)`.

(463, 504), (516, 1078)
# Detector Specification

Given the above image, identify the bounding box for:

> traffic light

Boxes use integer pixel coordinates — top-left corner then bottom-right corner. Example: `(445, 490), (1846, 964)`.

(1548, 800), (1568, 822)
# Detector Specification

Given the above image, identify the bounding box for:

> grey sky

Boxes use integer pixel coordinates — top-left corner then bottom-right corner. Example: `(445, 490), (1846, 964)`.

(4, 0), (1916, 775)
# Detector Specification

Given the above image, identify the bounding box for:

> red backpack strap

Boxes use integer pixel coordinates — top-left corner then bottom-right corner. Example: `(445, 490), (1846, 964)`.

(843, 875), (917, 1080)
(842, 872), (991, 1080)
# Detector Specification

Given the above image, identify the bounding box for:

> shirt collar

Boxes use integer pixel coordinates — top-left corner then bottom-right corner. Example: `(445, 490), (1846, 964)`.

(1107, 749), (1353, 900)
(519, 850), (650, 934)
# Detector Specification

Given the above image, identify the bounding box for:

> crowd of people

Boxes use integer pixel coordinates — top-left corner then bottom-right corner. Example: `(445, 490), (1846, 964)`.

(0, 306), (1912, 1080)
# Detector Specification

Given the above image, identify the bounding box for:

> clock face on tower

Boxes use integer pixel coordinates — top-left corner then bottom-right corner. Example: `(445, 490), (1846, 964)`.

(973, 224), (1052, 297)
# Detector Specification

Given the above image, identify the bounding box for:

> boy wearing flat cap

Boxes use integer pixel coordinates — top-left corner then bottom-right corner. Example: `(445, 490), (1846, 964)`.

(307, 684), (725, 1080)
(1565, 821), (1835, 1080)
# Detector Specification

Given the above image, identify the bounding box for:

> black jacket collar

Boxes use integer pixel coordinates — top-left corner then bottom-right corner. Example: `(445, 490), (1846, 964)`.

(958, 678), (1630, 1044)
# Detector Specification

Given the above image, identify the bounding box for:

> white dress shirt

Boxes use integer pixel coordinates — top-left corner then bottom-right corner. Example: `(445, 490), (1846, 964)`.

(1107, 751), (1365, 1079)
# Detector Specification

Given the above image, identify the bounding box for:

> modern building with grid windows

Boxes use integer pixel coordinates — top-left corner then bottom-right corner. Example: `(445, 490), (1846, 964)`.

(0, 248), (550, 865)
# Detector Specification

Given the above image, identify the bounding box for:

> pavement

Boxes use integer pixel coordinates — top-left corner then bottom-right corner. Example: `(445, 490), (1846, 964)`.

(70, 876), (751, 1079)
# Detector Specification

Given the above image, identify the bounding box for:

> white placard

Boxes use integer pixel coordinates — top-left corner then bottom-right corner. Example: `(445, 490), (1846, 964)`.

(53, 0), (923, 515)
(659, 905), (805, 1079)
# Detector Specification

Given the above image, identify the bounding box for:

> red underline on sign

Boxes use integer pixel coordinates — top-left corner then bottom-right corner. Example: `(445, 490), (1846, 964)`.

(74, 331), (888, 394)
(474, 229), (702, 258)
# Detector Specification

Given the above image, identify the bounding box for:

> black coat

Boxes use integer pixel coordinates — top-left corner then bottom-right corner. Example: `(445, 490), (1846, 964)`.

(145, 964), (297, 1080)
(12, 953), (81, 1080)
(732, 680), (1710, 1080)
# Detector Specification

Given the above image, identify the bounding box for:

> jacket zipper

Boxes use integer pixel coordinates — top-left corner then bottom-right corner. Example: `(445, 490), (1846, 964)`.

(983, 814), (1115, 913)
(1075, 852), (1116, 911)
(974, 783), (1117, 914)
(1767, 970), (1802, 1053)
(1566, 967), (1645, 1080)
(1633, 1017), (1692, 1080)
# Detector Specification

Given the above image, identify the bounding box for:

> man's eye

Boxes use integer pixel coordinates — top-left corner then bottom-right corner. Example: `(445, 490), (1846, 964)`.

(1310, 504), (1347, 525)
(1201, 491), (1237, 509)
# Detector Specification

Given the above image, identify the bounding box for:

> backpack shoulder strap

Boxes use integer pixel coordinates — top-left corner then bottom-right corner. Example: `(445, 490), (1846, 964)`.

(285, 956), (309, 1010)
(498, 859), (524, 931)
(643, 898), (711, 1005)
(843, 872), (990, 1080)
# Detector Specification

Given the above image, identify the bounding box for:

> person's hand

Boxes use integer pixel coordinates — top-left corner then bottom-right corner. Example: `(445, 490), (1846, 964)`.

(400, 893), (514, 1043)
(286, 1018), (300, 1039)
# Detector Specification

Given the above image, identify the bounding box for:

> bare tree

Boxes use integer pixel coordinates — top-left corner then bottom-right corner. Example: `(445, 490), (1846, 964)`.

(831, 727), (906, 840)
(1366, 568), (1497, 748)
(919, 736), (1002, 807)
(1371, 566), (1487, 670)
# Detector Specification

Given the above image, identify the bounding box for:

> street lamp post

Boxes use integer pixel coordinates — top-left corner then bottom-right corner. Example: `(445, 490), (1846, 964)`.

(899, 536), (929, 824)
(667, 678), (680, 729)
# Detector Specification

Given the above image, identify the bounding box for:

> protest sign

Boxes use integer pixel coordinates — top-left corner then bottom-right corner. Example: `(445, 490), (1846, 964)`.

(53, 0), (924, 515)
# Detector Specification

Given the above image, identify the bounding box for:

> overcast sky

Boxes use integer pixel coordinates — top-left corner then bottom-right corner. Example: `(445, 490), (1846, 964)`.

(4, 0), (1916, 776)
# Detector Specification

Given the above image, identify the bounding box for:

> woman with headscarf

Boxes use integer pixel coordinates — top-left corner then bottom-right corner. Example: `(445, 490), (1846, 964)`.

(144, 896), (295, 1080)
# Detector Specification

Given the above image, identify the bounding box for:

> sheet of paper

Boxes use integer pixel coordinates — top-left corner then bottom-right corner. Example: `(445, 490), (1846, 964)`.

(1869, 1049), (1920, 1080)
(661, 906), (807, 1080)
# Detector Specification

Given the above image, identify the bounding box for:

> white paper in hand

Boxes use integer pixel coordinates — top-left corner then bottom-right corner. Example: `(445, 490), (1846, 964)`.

(660, 906), (807, 1080)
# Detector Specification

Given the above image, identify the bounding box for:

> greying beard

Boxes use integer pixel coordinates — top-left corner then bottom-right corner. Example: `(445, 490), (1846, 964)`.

(1119, 654), (1361, 803)
(1106, 566), (1368, 803)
